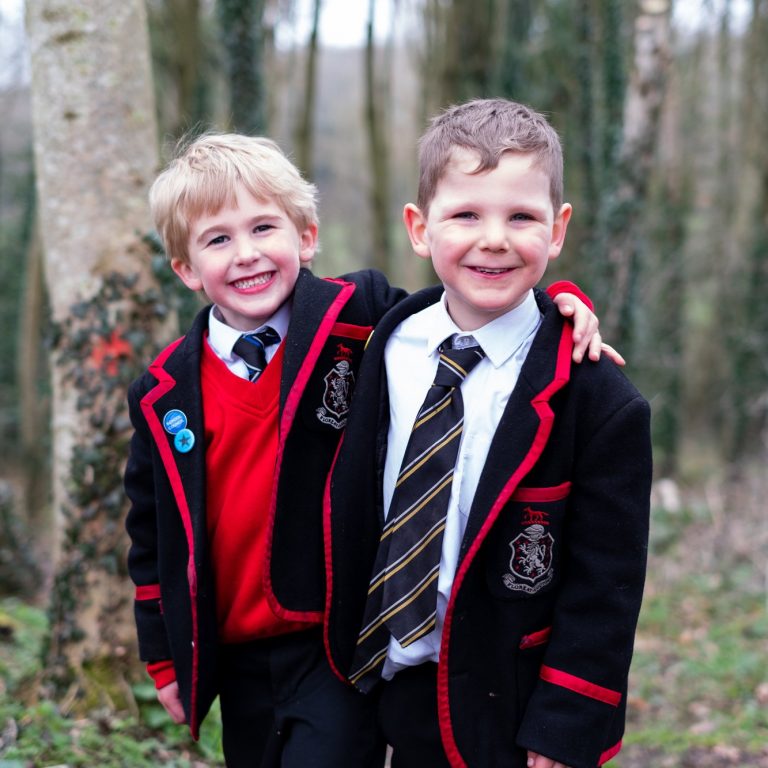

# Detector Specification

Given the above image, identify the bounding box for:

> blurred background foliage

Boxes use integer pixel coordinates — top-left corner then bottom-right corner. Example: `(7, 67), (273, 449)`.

(0, 0), (766, 764)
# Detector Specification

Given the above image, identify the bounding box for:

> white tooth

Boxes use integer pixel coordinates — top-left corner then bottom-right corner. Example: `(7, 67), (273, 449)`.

(235, 274), (270, 288)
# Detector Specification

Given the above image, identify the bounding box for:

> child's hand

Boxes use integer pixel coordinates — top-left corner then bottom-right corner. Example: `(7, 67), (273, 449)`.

(552, 292), (626, 367)
(527, 750), (571, 768)
(157, 680), (187, 724)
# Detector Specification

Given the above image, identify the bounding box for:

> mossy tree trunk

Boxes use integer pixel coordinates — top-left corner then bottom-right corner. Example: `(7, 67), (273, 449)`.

(217, 0), (268, 134)
(601, 0), (672, 344)
(26, 0), (176, 708)
(294, 0), (322, 177)
(364, 0), (393, 274)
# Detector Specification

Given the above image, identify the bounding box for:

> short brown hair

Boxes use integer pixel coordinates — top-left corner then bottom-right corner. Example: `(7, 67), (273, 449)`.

(150, 133), (318, 265)
(416, 98), (564, 213)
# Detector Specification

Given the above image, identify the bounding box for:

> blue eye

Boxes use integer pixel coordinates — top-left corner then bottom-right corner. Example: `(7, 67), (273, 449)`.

(208, 234), (228, 246)
(254, 223), (274, 234)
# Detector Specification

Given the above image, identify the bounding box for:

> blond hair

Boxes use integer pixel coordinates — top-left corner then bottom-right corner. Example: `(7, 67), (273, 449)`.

(150, 133), (318, 264)
(416, 99), (564, 214)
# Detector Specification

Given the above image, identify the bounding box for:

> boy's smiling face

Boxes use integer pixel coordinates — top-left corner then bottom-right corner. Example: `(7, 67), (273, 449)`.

(173, 184), (317, 331)
(404, 148), (572, 331)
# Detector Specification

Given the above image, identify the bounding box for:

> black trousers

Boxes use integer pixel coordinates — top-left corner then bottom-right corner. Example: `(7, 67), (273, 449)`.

(218, 627), (385, 768)
(377, 663), (451, 768)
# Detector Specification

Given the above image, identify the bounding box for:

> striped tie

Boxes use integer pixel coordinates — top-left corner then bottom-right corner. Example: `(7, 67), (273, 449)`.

(349, 335), (485, 691)
(233, 327), (281, 381)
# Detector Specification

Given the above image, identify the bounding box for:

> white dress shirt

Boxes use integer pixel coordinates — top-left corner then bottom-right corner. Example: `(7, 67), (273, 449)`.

(381, 289), (542, 678)
(206, 302), (290, 379)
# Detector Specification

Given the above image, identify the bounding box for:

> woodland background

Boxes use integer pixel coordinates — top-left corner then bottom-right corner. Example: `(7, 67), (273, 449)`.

(0, 0), (766, 765)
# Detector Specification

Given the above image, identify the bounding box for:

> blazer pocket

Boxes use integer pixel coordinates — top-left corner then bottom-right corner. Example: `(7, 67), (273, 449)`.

(485, 482), (571, 600)
(517, 625), (552, 714)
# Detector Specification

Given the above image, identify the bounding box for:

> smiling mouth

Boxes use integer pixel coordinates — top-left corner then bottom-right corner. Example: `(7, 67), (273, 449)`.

(232, 272), (274, 289)
(471, 267), (513, 275)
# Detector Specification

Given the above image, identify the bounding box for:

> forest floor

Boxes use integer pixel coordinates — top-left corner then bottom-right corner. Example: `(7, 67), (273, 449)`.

(0, 471), (766, 767)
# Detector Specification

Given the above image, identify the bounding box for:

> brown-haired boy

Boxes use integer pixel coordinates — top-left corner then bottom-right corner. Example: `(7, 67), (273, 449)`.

(326, 99), (651, 768)
(124, 132), (610, 767)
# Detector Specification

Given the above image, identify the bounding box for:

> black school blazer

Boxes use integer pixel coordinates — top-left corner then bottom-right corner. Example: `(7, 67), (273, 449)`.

(124, 268), (405, 737)
(325, 286), (652, 768)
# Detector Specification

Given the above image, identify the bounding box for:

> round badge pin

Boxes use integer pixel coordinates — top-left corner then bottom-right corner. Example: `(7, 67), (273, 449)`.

(163, 409), (188, 435)
(174, 428), (195, 453)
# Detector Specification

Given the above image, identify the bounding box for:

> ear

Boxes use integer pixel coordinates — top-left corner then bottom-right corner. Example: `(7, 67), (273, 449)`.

(171, 258), (204, 291)
(299, 222), (319, 264)
(548, 203), (573, 261)
(403, 203), (431, 260)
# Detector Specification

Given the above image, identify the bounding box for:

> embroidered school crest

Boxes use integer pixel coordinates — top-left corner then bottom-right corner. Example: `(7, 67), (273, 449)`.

(502, 507), (555, 594)
(316, 344), (355, 429)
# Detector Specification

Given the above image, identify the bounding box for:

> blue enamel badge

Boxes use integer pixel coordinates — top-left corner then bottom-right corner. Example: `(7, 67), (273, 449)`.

(174, 428), (195, 453)
(163, 409), (187, 434)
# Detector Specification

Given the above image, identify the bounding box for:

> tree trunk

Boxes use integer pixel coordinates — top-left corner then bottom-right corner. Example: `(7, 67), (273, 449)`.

(364, 0), (393, 273)
(294, 0), (322, 176)
(26, 0), (175, 707)
(17, 215), (51, 585)
(602, 0), (672, 343)
(725, 0), (768, 456)
(217, 0), (268, 134)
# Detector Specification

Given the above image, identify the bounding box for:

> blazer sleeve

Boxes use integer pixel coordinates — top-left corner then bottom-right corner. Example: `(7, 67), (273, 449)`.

(516, 387), (651, 768)
(124, 378), (172, 663)
(339, 268), (408, 323)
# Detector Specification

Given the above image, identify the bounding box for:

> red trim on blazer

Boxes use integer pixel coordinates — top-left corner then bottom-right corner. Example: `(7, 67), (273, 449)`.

(511, 481), (572, 503)
(135, 584), (161, 601)
(437, 322), (574, 768)
(322, 434), (351, 684)
(329, 321), (373, 340)
(599, 739), (623, 765)
(147, 659), (176, 689)
(540, 665), (622, 707)
(519, 626), (552, 650)
(263, 279), (357, 623)
(141, 336), (201, 740)
(546, 279), (594, 311)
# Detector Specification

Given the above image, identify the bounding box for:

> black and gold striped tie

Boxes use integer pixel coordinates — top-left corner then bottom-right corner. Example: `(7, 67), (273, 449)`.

(350, 336), (485, 691)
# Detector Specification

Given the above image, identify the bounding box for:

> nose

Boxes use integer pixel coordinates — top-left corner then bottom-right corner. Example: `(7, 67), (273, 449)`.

(234, 234), (259, 264)
(479, 220), (509, 252)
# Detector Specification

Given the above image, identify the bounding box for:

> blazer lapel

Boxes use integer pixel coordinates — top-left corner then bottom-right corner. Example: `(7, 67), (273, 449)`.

(461, 293), (573, 552)
(280, 269), (348, 409)
(141, 307), (208, 557)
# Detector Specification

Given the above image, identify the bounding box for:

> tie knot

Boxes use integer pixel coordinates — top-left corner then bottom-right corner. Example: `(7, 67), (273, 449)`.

(433, 336), (485, 388)
(233, 326), (281, 380)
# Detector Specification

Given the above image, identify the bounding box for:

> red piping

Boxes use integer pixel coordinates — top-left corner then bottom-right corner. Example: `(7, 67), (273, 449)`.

(599, 740), (623, 765)
(510, 481), (572, 503)
(540, 665), (622, 707)
(322, 434), (350, 683)
(263, 280), (357, 622)
(329, 321), (373, 340)
(546, 280), (594, 311)
(519, 626), (552, 650)
(437, 323), (574, 767)
(140, 336), (201, 739)
(135, 583), (161, 601)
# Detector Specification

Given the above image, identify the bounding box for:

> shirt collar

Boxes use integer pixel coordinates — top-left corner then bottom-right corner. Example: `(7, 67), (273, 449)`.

(426, 289), (541, 368)
(208, 301), (291, 361)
